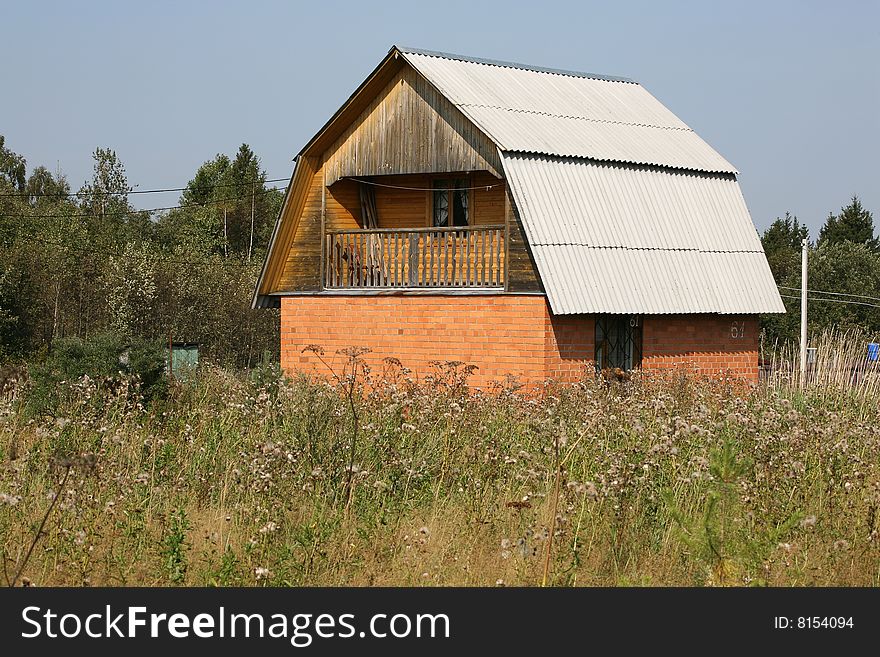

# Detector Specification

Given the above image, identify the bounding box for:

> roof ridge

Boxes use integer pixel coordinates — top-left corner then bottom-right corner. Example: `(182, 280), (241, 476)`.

(458, 104), (693, 132)
(529, 244), (763, 253)
(396, 46), (636, 84)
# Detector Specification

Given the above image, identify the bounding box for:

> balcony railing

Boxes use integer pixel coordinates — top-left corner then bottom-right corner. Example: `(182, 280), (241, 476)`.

(323, 225), (506, 289)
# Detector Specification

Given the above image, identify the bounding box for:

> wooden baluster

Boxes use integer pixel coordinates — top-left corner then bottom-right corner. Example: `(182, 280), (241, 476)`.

(479, 230), (485, 286)
(486, 231), (493, 287)
(350, 233), (355, 287)
(349, 233), (354, 287)
(328, 235), (332, 288)
(465, 230), (471, 286)
(357, 233), (363, 287)
(409, 232), (415, 287)
(457, 231), (463, 286)
(492, 230), (498, 286)
(365, 234), (370, 287)
(367, 234), (373, 287)
(452, 231), (458, 286)
(487, 230), (492, 286)
(443, 231), (449, 286)
(496, 229), (501, 286)
(427, 232), (433, 287)
(383, 233), (389, 287)
(419, 234), (425, 286)
(368, 233), (372, 287)
(340, 234), (346, 288)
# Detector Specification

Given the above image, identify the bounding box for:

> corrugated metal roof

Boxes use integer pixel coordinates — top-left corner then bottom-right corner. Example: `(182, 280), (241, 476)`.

(503, 153), (785, 315)
(398, 46), (636, 83)
(400, 48), (737, 174)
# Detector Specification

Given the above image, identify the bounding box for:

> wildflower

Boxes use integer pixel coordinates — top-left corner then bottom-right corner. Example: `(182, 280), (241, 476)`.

(74, 531), (86, 546)
(255, 567), (271, 580)
(495, 579), (505, 587)
(418, 526), (430, 536)
(0, 493), (22, 506)
(500, 538), (512, 550)
(134, 473), (149, 484)
(259, 522), (278, 534)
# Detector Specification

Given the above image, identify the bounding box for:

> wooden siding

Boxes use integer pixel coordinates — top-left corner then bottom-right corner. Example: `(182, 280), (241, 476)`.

(506, 189), (543, 293)
(325, 178), (361, 230)
(278, 165), (324, 291)
(323, 66), (501, 186)
(472, 171), (505, 226)
(375, 175), (430, 228)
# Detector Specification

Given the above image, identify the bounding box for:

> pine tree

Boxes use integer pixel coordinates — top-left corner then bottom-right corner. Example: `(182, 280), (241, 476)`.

(818, 196), (877, 250)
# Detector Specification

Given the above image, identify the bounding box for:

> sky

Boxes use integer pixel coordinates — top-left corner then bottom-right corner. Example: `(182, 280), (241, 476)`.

(2, 0), (878, 236)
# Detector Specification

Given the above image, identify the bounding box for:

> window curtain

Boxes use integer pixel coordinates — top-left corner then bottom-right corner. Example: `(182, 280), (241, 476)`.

(433, 187), (449, 227)
(454, 178), (468, 226)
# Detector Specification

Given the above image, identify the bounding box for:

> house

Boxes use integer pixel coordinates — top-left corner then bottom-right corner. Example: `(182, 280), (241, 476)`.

(254, 46), (785, 387)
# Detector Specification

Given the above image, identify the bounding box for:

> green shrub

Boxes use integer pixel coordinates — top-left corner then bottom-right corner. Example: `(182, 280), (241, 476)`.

(24, 333), (167, 416)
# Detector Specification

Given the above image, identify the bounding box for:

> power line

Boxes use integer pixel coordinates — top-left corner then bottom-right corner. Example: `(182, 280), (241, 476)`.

(0, 187), (286, 220)
(778, 285), (880, 305)
(348, 177), (505, 192)
(17, 232), (261, 270)
(779, 293), (880, 310)
(0, 176), (290, 199)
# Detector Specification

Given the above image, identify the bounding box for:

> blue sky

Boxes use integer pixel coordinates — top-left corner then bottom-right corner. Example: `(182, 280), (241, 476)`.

(2, 0), (877, 235)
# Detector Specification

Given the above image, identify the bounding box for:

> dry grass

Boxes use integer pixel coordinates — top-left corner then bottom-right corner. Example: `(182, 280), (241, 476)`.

(1, 339), (879, 587)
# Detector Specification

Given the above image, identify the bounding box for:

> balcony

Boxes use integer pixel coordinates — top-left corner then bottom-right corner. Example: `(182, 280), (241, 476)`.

(323, 225), (506, 289)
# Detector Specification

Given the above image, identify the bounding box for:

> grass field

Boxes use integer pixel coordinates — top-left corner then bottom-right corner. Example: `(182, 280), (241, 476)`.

(2, 337), (879, 587)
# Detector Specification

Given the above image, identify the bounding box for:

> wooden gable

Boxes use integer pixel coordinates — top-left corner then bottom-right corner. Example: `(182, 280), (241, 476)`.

(323, 65), (501, 185)
(254, 49), (539, 303)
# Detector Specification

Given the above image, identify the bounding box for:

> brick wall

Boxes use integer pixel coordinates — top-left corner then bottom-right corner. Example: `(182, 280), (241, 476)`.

(641, 314), (759, 380)
(280, 296), (760, 387)
(281, 295), (551, 389)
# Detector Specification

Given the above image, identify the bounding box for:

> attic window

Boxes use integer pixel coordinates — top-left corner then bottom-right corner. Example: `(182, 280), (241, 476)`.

(433, 179), (469, 227)
(595, 315), (643, 372)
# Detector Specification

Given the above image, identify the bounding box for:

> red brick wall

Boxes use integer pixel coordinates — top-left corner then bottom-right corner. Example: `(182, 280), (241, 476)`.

(281, 295), (551, 389)
(545, 313), (594, 382)
(642, 314), (759, 380)
(280, 296), (760, 386)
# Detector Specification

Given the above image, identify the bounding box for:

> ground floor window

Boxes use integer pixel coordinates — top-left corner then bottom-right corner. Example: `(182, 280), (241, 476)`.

(595, 315), (643, 371)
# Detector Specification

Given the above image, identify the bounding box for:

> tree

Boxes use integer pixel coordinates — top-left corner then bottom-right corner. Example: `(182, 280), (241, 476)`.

(26, 166), (70, 205)
(1, 138), (280, 367)
(0, 135), (26, 192)
(806, 241), (880, 334)
(78, 147), (135, 245)
(160, 144), (282, 259)
(761, 212), (809, 284)
(106, 243), (158, 341)
(818, 196), (877, 250)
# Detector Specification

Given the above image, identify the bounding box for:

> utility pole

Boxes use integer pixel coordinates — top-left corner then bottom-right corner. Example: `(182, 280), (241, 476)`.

(800, 237), (808, 381)
(223, 206), (228, 258)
